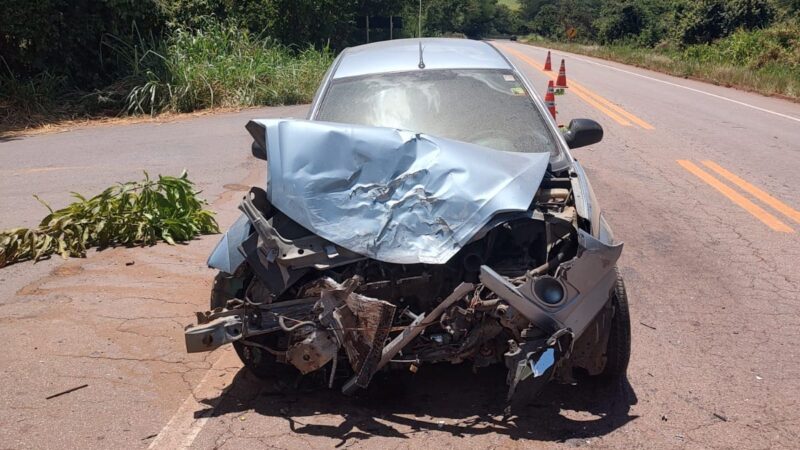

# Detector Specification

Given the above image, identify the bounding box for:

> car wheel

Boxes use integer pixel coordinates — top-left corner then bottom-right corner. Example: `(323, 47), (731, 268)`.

(210, 271), (297, 380)
(599, 268), (631, 380)
(233, 337), (295, 380)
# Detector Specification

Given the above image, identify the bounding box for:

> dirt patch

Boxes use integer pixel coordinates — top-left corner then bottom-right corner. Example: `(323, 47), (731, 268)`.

(52, 264), (84, 277)
(222, 183), (251, 192)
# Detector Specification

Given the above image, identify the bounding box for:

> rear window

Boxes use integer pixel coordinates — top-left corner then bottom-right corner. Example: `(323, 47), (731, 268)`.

(316, 69), (558, 155)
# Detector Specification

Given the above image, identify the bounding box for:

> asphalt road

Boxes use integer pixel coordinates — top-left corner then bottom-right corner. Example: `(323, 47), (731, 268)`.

(1, 41), (799, 449)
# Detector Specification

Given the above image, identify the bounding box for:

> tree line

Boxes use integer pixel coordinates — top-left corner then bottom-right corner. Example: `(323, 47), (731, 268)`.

(518, 0), (798, 46)
(1, 0), (797, 124)
(0, 0), (521, 93)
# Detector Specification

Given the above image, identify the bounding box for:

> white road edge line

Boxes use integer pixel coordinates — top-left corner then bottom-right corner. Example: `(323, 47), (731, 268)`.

(148, 348), (239, 450)
(543, 48), (800, 124)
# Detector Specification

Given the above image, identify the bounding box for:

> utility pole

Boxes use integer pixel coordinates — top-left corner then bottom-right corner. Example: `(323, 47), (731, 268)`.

(418, 0), (422, 38)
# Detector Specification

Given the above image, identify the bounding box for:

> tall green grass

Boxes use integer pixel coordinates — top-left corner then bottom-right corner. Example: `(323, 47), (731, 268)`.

(522, 23), (800, 101)
(0, 63), (67, 128)
(1, 19), (333, 133)
(120, 20), (333, 115)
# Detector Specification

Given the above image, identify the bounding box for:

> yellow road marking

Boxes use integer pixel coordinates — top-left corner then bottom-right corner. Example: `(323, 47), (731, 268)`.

(500, 45), (632, 126)
(497, 44), (654, 129)
(566, 84), (633, 126)
(498, 45), (627, 125)
(571, 83), (655, 130)
(701, 160), (800, 225)
(677, 160), (794, 233)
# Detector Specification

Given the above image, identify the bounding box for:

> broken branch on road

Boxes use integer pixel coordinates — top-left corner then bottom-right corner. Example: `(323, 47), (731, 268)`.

(0, 171), (218, 267)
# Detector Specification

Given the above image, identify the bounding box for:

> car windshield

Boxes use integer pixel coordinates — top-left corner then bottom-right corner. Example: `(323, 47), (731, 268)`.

(316, 69), (558, 155)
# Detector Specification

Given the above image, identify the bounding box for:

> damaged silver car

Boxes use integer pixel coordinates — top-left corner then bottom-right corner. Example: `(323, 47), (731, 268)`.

(185, 38), (630, 401)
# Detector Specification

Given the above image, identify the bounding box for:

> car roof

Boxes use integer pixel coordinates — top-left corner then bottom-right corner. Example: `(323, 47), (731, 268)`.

(332, 38), (512, 79)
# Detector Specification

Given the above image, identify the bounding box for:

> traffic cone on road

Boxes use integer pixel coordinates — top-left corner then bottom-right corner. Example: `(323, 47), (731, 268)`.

(543, 51), (552, 71)
(555, 59), (568, 89)
(544, 80), (557, 120)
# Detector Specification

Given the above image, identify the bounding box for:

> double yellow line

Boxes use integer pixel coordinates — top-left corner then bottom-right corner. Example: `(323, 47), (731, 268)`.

(496, 44), (654, 130)
(677, 160), (799, 233)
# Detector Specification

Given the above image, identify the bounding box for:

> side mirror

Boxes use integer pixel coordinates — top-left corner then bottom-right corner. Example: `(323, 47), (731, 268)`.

(563, 119), (603, 149)
(245, 120), (268, 160)
(251, 141), (267, 160)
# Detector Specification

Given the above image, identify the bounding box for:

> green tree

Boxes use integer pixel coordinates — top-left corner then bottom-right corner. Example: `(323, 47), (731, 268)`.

(519, 0), (553, 21)
(724, 0), (775, 31)
(530, 4), (561, 37)
(677, 0), (729, 44)
(526, 0), (599, 40)
(559, 0), (601, 41)
(595, 2), (645, 44)
(676, 0), (775, 45)
(774, 0), (800, 16)
(492, 4), (524, 34)
(418, 0), (517, 38)
(0, 0), (164, 88)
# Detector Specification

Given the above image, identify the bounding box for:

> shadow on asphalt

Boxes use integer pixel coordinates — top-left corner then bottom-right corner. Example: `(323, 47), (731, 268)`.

(202, 363), (638, 445)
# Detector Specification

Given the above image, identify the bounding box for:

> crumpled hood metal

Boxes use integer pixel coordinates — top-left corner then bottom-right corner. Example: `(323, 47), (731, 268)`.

(255, 119), (550, 265)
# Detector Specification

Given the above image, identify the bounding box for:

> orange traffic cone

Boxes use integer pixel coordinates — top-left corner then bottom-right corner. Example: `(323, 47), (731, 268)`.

(543, 51), (552, 71)
(544, 80), (557, 120)
(555, 59), (568, 89)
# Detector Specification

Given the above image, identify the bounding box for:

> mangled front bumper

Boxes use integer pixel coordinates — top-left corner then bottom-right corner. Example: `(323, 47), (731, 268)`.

(481, 229), (622, 339)
(185, 227), (622, 400)
(479, 229), (622, 399)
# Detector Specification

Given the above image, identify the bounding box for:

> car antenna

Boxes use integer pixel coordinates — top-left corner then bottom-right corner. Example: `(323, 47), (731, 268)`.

(418, 41), (426, 69)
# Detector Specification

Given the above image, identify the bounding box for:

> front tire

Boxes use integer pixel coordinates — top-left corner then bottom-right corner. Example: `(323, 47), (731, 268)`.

(599, 269), (631, 380)
(210, 271), (296, 380)
(233, 336), (293, 380)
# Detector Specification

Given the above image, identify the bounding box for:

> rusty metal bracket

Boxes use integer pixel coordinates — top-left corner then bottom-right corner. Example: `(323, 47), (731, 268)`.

(185, 315), (243, 353)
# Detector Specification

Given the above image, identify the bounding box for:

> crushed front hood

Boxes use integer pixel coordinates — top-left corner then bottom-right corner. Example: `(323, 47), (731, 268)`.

(255, 119), (550, 265)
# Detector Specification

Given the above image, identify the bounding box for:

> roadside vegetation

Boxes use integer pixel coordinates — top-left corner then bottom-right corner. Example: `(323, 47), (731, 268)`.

(117, 21), (333, 115)
(517, 0), (800, 101)
(2, 0), (797, 135)
(0, 16), (333, 131)
(0, 172), (218, 267)
(0, 0), (518, 134)
(525, 26), (800, 100)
